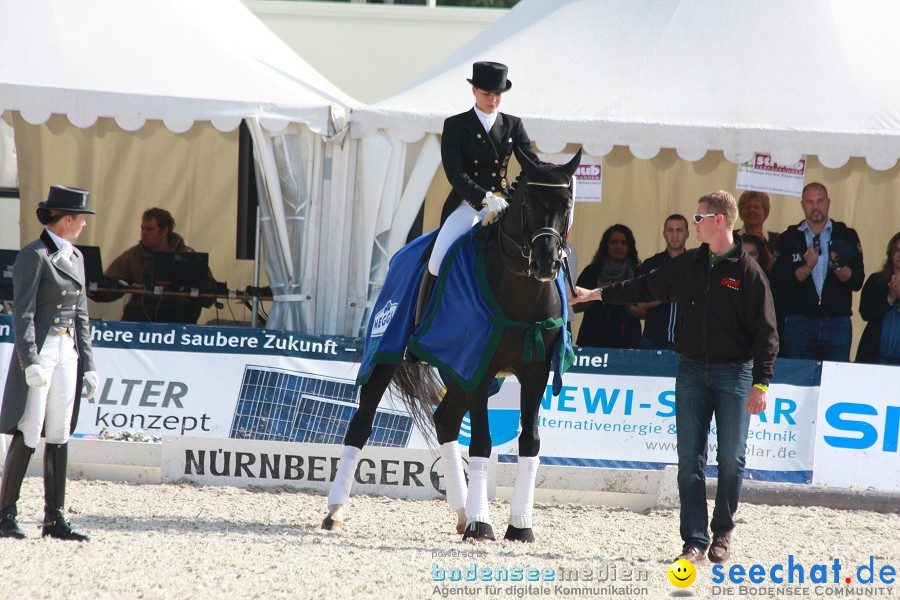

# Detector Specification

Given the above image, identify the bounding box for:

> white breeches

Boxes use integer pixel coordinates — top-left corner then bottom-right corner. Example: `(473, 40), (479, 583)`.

(429, 202), (490, 276)
(18, 333), (79, 448)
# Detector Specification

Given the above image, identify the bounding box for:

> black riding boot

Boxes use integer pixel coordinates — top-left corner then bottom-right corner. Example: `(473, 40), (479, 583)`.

(405, 271), (437, 364)
(42, 442), (89, 542)
(0, 430), (35, 539)
(414, 271), (437, 329)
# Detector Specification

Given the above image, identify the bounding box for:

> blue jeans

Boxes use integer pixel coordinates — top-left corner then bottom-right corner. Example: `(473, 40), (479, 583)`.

(675, 358), (753, 549)
(781, 315), (851, 362)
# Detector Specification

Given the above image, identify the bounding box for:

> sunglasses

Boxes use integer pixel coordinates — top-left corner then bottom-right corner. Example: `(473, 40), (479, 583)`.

(692, 213), (719, 224)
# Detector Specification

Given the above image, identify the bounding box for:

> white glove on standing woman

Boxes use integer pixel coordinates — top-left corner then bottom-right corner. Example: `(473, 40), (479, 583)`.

(25, 364), (50, 387)
(83, 371), (100, 401)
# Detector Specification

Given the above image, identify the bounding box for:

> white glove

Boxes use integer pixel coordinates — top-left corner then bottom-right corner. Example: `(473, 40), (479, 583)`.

(83, 371), (100, 401)
(482, 191), (509, 214)
(25, 364), (50, 387)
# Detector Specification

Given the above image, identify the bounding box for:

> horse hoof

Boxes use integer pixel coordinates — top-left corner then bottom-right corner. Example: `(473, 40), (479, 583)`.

(321, 517), (343, 532)
(504, 525), (535, 543)
(455, 508), (467, 534)
(462, 522), (496, 542)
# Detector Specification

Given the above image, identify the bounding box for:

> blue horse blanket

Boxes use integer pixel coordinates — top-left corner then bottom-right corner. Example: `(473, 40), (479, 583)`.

(357, 225), (574, 395)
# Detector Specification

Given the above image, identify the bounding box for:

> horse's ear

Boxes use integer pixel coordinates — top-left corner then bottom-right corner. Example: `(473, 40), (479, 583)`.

(561, 148), (583, 178)
(514, 144), (541, 175)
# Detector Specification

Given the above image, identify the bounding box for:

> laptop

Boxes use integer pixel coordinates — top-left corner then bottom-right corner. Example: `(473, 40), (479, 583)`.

(75, 245), (105, 290)
(0, 249), (17, 301)
(151, 251), (209, 291)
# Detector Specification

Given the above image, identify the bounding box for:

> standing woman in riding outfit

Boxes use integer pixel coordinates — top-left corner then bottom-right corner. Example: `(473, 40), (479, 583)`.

(0, 185), (99, 541)
(413, 61), (549, 537)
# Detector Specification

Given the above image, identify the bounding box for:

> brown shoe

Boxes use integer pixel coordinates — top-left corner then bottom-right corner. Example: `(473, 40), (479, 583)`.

(708, 534), (732, 564)
(677, 543), (707, 564)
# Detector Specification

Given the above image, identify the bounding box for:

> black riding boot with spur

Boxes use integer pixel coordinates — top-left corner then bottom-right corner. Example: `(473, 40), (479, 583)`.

(42, 442), (89, 541)
(0, 430), (35, 539)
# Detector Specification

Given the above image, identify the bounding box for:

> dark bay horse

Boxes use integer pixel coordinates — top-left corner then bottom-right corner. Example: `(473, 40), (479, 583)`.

(322, 147), (582, 542)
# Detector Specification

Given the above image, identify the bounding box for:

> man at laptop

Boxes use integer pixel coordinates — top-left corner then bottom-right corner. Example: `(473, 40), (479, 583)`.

(93, 208), (215, 323)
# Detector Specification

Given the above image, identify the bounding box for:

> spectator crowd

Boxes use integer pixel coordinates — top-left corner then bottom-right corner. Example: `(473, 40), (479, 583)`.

(572, 184), (900, 366)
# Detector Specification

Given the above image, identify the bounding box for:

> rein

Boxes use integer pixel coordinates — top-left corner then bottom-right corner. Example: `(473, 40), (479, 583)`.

(496, 178), (570, 278)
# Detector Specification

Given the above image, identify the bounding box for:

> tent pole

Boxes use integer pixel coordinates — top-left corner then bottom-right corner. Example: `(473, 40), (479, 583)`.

(251, 204), (261, 327)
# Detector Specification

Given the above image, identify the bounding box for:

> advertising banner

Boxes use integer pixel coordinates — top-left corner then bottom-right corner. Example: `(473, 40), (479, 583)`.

(736, 153), (807, 197)
(0, 317), (432, 447)
(0, 317), (824, 486)
(161, 437), (497, 499)
(490, 351), (821, 483)
(813, 362), (900, 491)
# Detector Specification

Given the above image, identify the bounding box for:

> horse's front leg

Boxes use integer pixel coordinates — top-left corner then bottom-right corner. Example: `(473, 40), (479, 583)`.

(322, 363), (398, 531)
(433, 385), (471, 534)
(459, 381), (496, 541)
(505, 363), (550, 543)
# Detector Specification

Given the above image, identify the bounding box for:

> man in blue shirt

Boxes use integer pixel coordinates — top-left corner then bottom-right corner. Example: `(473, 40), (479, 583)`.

(771, 182), (864, 361)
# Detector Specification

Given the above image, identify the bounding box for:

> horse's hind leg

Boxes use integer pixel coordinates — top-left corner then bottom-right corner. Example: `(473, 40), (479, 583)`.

(504, 366), (548, 543)
(446, 383), (496, 542)
(433, 388), (471, 534)
(322, 363), (398, 531)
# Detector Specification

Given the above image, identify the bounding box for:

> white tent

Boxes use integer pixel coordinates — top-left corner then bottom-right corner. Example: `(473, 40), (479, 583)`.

(347, 0), (900, 337)
(0, 0), (358, 333)
(0, 0), (352, 135)
(353, 0), (900, 169)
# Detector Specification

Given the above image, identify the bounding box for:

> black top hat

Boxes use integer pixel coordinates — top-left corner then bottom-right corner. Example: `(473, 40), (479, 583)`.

(38, 185), (94, 214)
(467, 61), (512, 94)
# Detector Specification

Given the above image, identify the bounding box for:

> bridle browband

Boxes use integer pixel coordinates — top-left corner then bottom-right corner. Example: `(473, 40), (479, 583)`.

(497, 177), (570, 278)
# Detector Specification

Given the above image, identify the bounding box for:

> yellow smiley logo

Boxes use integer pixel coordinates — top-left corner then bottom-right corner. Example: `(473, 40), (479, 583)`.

(668, 558), (696, 588)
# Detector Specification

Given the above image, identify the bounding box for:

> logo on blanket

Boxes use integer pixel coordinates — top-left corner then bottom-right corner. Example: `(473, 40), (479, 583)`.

(372, 300), (398, 337)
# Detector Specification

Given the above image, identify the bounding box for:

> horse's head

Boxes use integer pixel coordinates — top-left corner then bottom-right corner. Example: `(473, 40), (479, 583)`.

(506, 146), (582, 282)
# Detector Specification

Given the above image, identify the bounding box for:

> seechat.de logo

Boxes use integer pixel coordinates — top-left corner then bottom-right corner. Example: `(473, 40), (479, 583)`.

(668, 559), (697, 588)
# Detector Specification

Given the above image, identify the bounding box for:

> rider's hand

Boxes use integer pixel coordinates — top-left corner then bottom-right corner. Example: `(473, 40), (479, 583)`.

(482, 192), (509, 214)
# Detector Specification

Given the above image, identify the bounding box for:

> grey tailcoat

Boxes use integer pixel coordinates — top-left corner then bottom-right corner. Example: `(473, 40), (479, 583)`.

(0, 230), (96, 435)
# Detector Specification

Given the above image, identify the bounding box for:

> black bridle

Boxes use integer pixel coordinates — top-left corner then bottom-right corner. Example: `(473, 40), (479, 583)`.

(497, 178), (571, 278)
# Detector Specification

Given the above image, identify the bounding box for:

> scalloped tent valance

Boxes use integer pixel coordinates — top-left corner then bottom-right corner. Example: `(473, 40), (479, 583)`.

(350, 0), (900, 171)
(0, 0), (356, 135)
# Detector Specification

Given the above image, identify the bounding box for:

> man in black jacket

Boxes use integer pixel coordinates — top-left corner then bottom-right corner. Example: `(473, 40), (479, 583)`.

(570, 191), (778, 565)
(635, 214), (690, 350)
(771, 182), (864, 361)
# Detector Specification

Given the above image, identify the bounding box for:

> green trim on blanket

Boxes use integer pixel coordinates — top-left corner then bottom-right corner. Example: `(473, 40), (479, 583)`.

(355, 351), (404, 386)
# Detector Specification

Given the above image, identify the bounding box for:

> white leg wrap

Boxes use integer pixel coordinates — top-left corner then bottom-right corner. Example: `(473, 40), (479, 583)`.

(327, 446), (361, 508)
(509, 455), (540, 529)
(465, 456), (491, 525)
(439, 441), (468, 512)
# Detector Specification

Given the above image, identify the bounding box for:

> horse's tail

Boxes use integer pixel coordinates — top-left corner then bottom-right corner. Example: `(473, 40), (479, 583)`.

(389, 362), (443, 447)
